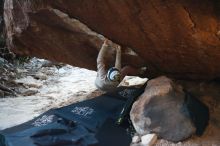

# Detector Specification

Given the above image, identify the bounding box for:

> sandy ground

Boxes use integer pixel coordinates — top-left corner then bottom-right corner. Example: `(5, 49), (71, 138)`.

(0, 58), (220, 146)
(0, 58), (98, 129)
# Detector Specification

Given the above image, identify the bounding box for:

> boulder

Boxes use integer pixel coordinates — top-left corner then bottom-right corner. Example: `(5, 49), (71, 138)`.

(130, 76), (196, 142)
(3, 0), (220, 80)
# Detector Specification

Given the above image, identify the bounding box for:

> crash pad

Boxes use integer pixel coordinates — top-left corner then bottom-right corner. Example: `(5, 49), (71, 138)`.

(0, 86), (142, 146)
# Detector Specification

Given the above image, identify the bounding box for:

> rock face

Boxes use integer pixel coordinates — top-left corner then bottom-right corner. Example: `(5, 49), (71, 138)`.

(0, 0), (14, 61)
(3, 0), (220, 80)
(0, 0), (5, 58)
(0, 0), (3, 33)
(130, 76), (196, 142)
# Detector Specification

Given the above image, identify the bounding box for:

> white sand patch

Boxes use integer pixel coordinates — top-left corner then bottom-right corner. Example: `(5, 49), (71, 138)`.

(0, 64), (97, 130)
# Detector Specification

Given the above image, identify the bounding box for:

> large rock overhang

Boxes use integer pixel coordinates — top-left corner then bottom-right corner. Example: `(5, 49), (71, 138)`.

(4, 0), (220, 80)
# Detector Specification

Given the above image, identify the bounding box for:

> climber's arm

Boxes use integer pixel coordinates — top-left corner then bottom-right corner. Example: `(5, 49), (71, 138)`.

(114, 46), (121, 71)
(97, 40), (108, 64)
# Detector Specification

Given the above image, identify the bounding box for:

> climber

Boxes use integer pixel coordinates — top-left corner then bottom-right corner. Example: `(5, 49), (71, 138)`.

(95, 39), (146, 92)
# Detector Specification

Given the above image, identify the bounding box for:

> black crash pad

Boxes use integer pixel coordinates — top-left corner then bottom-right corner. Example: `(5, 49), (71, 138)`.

(0, 86), (142, 146)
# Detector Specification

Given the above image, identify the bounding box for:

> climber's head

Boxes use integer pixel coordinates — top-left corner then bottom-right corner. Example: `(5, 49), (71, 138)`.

(107, 67), (121, 82)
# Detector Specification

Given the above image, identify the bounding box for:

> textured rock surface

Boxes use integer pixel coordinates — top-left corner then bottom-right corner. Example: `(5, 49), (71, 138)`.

(0, 0), (3, 33)
(130, 76), (196, 142)
(4, 0), (220, 80)
(0, 0), (6, 58)
(0, 0), (14, 61)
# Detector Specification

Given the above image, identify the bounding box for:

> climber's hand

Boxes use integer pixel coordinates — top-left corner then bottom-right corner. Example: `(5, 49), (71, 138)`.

(104, 39), (111, 46)
(116, 45), (121, 53)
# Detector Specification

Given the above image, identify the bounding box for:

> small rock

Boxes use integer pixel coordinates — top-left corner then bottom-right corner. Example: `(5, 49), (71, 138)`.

(0, 57), (7, 67)
(8, 72), (16, 78)
(0, 90), (4, 97)
(21, 89), (38, 96)
(0, 57), (5, 63)
(34, 73), (47, 80)
(132, 135), (141, 143)
(16, 68), (28, 74)
(15, 76), (43, 88)
(141, 133), (157, 146)
(40, 68), (56, 76)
